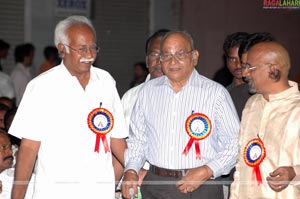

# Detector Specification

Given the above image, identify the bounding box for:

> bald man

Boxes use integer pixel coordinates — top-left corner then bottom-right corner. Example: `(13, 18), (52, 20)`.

(230, 41), (300, 198)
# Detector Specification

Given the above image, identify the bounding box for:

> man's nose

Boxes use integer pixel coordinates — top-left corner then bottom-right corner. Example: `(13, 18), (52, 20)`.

(170, 54), (179, 64)
(236, 59), (242, 69)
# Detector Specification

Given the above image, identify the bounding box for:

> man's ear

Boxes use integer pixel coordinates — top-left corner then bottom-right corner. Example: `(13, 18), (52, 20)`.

(57, 43), (65, 58)
(268, 64), (281, 82)
(192, 50), (199, 67)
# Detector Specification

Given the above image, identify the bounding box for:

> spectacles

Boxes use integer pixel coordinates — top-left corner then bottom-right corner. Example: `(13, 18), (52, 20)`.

(160, 50), (193, 62)
(147, 52), (160, 61)
(64, 44), (100, 55)
(241, 63), (257, 71)
(0, 144), (11, 151)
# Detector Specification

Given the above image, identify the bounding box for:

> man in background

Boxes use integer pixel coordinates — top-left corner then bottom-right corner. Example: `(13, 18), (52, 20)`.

(223, 32), (249, 91)
(38, 46), (60, 74)
(11, 43), (35, 106)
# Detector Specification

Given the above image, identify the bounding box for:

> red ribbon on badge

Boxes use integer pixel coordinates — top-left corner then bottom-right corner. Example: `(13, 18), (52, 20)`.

(87, 107), (114, 153)
(183, 113), (212, 159)
(253, 166), (263, 185)
(94, 133), (110, 153)
(183, 139), (201, 159)
(244, 138), (266, 185)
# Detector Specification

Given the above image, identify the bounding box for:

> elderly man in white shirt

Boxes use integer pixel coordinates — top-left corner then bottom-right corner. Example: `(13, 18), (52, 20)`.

(122, 30), (239, 199)
(9, 16), (127, 199)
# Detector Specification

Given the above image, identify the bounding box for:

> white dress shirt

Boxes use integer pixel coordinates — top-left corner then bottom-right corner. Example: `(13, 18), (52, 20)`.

(0, 71), (15, 99)
(122, 74), (150, 130)
(9, 63), (128, 199)
(125, 69), (240, 178)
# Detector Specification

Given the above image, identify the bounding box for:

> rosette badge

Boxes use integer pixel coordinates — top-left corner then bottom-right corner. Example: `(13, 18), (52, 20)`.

(87, 105), (114, 153)
(243, 138), (266, 185)
(182, 112), (212, 159)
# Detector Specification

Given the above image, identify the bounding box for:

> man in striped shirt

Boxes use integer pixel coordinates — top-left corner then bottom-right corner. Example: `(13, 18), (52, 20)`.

(122, 30), (240, 199)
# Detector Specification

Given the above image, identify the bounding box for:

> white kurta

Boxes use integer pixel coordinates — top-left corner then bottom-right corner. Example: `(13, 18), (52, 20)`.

(9, 63), (128, 199)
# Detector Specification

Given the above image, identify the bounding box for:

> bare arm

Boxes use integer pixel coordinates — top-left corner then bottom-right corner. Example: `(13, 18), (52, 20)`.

(112, 154), (124, 184)
(110, 137), (127, 167)
(12, 138), (40, 199)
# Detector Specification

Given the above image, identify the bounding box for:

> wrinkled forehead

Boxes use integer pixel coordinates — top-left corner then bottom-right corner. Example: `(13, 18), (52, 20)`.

(161, 33), (191, 51)
(0, 134), (10, 144)
(67, 24), (96, 43)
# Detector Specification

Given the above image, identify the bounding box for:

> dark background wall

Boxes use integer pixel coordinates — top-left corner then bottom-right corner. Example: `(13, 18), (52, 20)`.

(1, 0), (300, 96)
(180, 0), (300, 81)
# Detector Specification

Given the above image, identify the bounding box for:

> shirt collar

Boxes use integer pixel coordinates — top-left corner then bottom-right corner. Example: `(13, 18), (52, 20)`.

(268, 81), (299, 102)
(145, 74), (151, 82)
(60, 61), (98, 81)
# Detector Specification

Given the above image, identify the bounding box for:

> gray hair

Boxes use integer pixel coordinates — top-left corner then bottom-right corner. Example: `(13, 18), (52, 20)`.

(160, 30), (195, 51)
(54, 15), (96, 53)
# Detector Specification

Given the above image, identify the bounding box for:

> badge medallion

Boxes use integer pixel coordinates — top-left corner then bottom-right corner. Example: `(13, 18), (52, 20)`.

(87, 106), (114, 153)
(182, 112), (212, 159)
(243, 138), (266, 185)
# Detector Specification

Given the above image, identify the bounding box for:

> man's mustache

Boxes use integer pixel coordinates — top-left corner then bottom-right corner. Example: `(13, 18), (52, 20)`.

(3, 155), (13, 161)
(80, 58), (95, 63)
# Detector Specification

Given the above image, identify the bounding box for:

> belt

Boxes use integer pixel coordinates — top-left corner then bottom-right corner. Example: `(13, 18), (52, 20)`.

(150, 165), (188, 178)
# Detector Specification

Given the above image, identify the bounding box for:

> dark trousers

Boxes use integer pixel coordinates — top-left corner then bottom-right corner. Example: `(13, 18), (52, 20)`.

(221, 168), (235, 199)
(141, 171), (224, 199)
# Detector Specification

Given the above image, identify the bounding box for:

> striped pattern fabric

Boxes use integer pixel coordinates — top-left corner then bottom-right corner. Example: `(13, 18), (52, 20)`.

(125, 69), (240, 178)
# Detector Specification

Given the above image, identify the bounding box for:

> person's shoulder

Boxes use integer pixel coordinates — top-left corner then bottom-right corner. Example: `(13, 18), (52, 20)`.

(143, 75), (165, 88)
(26, 64), (62, 89)
(122, 83), (144, 100)
(196, 73), (227, 91)
(34, 64), (60, 79)
(92, 66), (115, 82)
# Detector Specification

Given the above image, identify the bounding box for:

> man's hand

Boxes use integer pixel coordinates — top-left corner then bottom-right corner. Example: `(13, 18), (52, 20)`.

(121, 170), (139, 199)
(266, 166), (296, 192)
(176, 165), (213, 193)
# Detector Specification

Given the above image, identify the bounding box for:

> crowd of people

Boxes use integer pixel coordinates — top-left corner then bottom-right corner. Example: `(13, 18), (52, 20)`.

(0, 15), (299, 199)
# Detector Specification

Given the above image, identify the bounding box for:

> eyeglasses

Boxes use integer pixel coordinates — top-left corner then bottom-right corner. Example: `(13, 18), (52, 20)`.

(0, 144), (11, 151)
(147, 52), (160, 61)
(241, 63), (257, 71)
(160, 50), (193, 62)
(64, 44), (100, 55)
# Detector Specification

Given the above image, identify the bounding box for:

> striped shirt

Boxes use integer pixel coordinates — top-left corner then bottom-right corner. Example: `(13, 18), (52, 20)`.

(125, 69), (240, 178)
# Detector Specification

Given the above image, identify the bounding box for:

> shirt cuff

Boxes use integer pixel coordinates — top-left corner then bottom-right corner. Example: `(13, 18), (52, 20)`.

(290, 165), (300, 185)
(206, 160), (222, 179)
(142, 161), (150, 170)
(124, 162), (140, 174)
